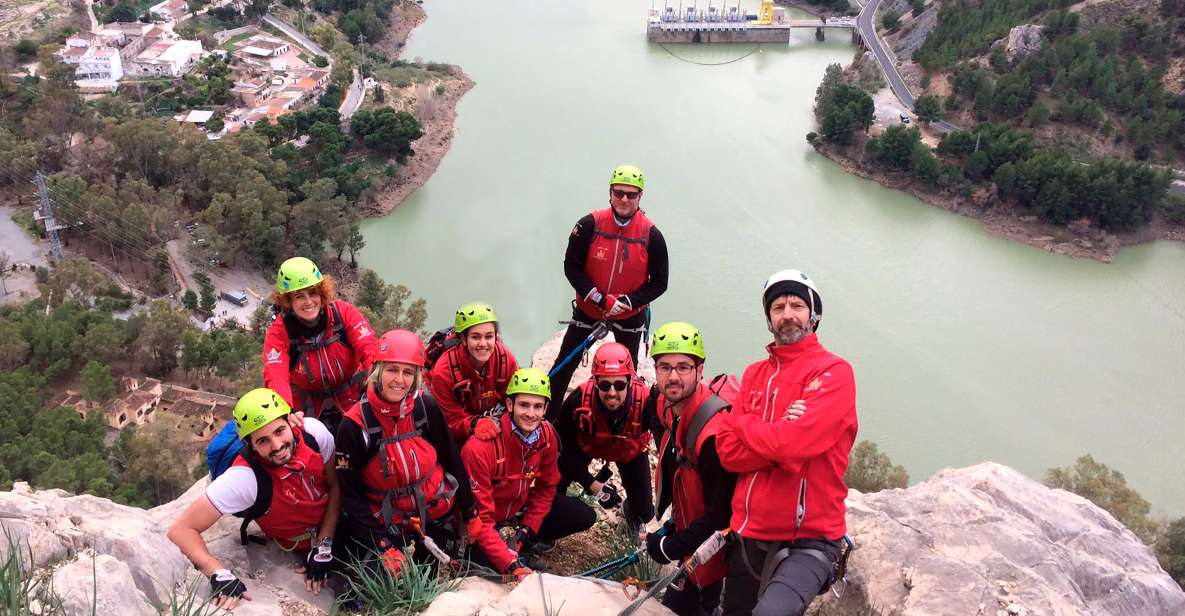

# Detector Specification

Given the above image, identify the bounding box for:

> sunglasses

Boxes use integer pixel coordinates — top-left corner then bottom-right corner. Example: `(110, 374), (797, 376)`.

(596, 379), (630, 392)
(611, 189), (641, 200)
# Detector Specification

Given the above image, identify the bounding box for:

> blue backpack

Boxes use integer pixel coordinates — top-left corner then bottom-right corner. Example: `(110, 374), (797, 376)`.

(206, 421), (243, 481)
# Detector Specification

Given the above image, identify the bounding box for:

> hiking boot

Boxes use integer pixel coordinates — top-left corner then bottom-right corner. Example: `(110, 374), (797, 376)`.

(530, 539), (556, 554)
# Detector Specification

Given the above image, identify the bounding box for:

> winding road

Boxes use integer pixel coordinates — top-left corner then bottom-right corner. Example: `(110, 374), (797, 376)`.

(856, 0), (960, 133)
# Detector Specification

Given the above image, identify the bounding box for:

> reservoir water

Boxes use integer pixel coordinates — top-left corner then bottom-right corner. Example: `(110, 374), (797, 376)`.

(360, 0), (1185, 514)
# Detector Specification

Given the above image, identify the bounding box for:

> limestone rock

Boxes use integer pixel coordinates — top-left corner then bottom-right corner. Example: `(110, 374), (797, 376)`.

(422, 573), (676, 616)
(51, 552), (155, 616)
(815, 463), (1185, 616)
(1, 478), (334, 615)
(1004, 24), (1044, 62)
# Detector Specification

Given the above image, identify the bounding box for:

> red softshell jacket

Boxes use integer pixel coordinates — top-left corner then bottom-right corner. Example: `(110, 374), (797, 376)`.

(460, 413), (560, 572)
(573, 208), (654, 321)
(715, 334), (858, 542)
(428, 342), (518, 442)
(263, 299), (377, 415)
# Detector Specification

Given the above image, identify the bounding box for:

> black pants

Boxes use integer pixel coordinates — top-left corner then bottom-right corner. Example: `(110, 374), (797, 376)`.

(548, 307), (648, 412)
(721, 537), (840, 616)
(663, 579), (723, 616)
(556, 450), (655, 528)
(467, 493), (596, 571)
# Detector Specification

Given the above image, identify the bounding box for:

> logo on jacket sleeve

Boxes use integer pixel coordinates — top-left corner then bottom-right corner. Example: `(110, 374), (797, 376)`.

(355, 323), (372, 338)
(266, 347), (282, 364)
(335, 451), (350, 470)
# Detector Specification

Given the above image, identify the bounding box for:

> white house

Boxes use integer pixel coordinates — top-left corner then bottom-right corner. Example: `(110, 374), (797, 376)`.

(59, 44), (124, 81)
(127, 39), (203, 78)
(149, 0), (190, 21)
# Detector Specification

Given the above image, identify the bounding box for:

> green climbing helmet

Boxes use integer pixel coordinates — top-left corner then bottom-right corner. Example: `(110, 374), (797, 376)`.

(609, 164), (645, 191)
(276, 257), (323, 294)
(232, 388), (292, 440)
(506, 367), (551, 401)
(650, 321), (705, 360)
(455, 302), (498, 333)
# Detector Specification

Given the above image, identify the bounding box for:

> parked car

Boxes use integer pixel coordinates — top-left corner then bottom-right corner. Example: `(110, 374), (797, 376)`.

(220, 289), (249, 307)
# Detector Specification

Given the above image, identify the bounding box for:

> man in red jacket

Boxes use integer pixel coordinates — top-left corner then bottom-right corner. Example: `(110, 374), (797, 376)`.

(715, 270), (858, 616)
(548, 164), (669, 408)
(462, 368), (595, 577)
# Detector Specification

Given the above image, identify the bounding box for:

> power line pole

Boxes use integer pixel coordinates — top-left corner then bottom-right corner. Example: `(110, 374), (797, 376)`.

(35, 171), (64, 262)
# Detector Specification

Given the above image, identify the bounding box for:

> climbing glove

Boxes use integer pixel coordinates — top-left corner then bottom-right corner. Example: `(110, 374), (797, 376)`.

(595, 484), (622, 510)
(305, 538), (334, 582)
(471, 416), (499, 440)
(209, 569), (247, 600)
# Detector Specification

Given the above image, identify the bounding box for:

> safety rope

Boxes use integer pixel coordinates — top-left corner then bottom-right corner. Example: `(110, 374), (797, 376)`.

(658, 42), (762, 65)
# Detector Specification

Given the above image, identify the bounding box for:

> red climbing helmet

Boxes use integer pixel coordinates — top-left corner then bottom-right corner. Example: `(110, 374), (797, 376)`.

(591, 342), (634, 378)
(374, 329), (427, 367)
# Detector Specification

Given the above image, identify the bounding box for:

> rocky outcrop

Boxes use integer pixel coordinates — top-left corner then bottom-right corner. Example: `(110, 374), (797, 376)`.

(993, 24), (1044, 63)
(0, 479), (334, 615)
(420, 574), (674, 616)
(3, 456), (1182, 615)
(818, 463), (1185, 616)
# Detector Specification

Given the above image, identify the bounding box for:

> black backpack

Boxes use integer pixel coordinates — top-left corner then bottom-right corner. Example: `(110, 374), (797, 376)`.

(232, 430), (323, 546)
(423, 326), (460, 373)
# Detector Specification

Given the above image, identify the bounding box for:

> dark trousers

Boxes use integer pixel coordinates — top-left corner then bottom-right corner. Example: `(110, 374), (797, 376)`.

(467, 493), (596, 571)
(721, 537), (840, 616)
(556, 450), (655, 528)
(548, 307), (648, 412)
(663, 579), (723, 616)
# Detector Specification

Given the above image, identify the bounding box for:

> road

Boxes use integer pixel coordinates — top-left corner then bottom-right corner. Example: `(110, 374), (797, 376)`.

(165, 239), (270, 329)
(84, 0), (99, 31)
(339, 68), (365, 122)
(262, 14), (328, 58)
(856, 0), (960, 133)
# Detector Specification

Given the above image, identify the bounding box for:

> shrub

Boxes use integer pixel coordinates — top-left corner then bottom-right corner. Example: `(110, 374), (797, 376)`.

(1044, 455), (1158, 543)
(845, 441), (909, 492)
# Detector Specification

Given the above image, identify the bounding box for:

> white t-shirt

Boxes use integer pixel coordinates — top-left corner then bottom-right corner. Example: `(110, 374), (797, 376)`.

(206, 418), (335, 516)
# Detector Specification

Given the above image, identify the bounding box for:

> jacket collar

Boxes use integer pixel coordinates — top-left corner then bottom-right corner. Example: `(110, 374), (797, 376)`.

(766, 333), (820, 364)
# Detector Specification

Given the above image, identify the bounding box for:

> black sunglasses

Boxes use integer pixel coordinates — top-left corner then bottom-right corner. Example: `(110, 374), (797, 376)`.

(596, 379), (629, 392)
(611, 189), (641, 200)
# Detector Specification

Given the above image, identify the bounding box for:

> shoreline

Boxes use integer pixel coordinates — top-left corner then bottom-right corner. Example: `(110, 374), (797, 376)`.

(813, 141), (1185, 262)
(364, 1), (475, 217)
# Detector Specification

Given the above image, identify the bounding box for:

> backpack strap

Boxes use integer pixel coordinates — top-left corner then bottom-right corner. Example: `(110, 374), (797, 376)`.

(235, 427), (321, 546)
(237, 453), (273, 546)
(679, 394), (730, 470)
(492, 429), (506, 481)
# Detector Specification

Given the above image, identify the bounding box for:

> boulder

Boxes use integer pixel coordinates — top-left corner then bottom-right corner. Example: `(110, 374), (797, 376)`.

(813, 463), (1185, 616)
(7, 463), (1183, 616)
(421, 573), (674, 616)
(0, 478), (335, 615)
(1004, 24), (1044, 62)
(51, 552), (155, 616)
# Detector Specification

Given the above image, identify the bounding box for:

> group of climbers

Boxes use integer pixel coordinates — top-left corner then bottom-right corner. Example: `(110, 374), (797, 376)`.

(167, 164), (858, 616)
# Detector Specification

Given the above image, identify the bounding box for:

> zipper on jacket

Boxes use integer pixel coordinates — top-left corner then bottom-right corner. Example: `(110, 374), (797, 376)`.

(795, 478), (807, 531)
(606, 238), (622, 293)
(410, 449), (422, 481)
(738, 355), (782, 533)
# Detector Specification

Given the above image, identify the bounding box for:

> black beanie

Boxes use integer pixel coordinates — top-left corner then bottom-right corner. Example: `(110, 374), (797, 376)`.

(763, 281), (822, 321)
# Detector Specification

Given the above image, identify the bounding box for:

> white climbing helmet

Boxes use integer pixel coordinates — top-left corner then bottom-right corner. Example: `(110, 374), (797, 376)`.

(762, 269), (823, 330)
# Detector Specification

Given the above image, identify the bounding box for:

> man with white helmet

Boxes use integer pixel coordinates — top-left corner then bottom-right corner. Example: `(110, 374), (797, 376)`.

(714, 270), (859, 616)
